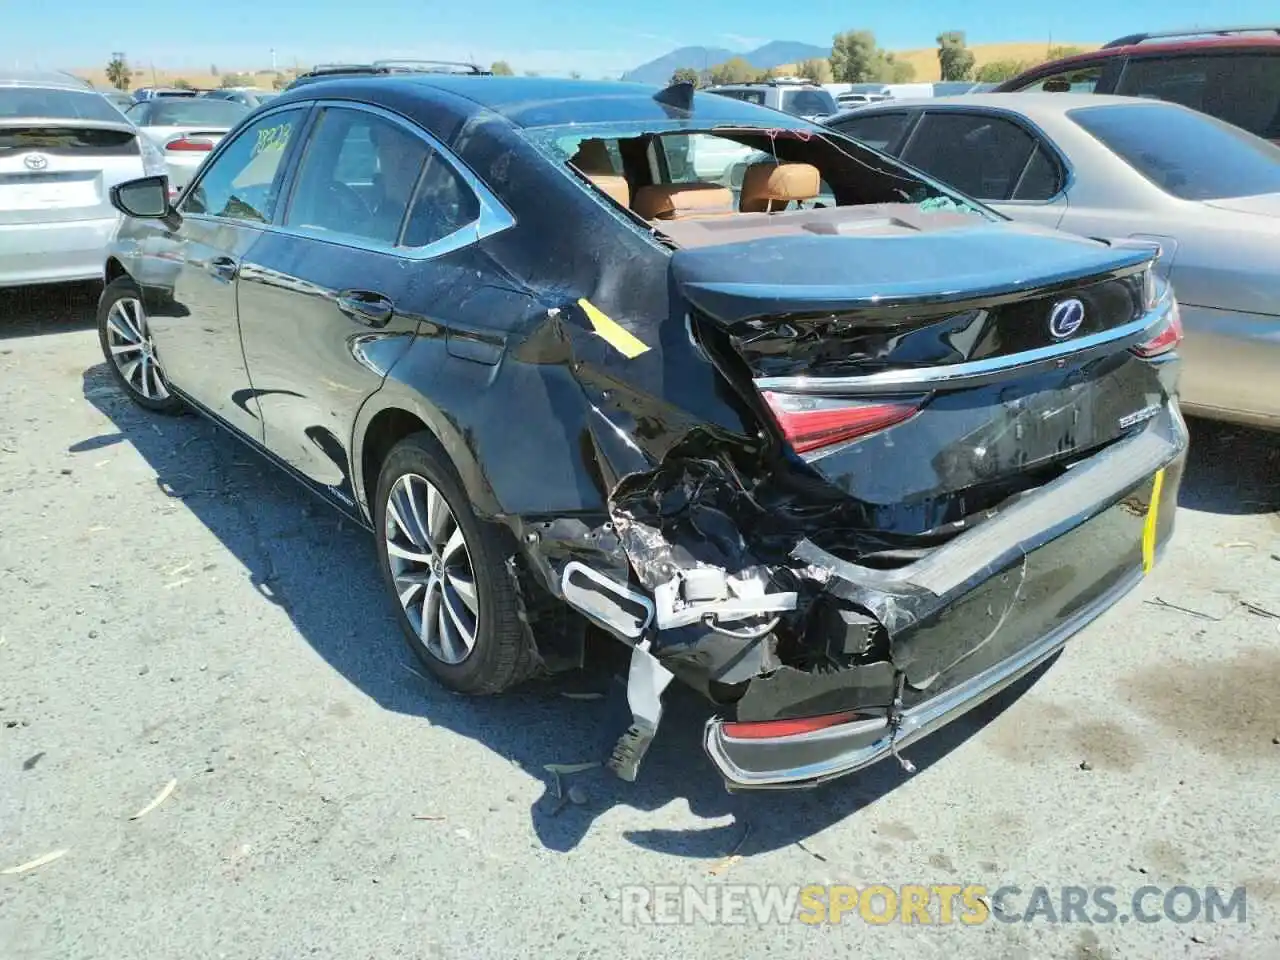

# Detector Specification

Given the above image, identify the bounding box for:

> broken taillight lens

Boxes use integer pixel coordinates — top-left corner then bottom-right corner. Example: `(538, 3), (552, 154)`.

(722, 711), (866, 740)
(1131, 302), (1183, 358)
(762, 391), (923, 454)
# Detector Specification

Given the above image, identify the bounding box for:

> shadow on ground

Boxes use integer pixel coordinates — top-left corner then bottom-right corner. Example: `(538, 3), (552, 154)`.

(0, 282), (100, 341)
(80, 362), (1276, 856)
(1179, 416), (1279, 516)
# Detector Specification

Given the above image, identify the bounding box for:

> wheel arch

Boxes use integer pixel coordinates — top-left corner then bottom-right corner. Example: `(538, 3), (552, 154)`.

(104, 256), (131, 286)
(352, 385), (503, 526)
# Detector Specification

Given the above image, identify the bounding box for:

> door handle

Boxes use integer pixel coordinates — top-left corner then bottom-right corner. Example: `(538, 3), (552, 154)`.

(337, 290), (395, 328)
(209, 255), (238, 281)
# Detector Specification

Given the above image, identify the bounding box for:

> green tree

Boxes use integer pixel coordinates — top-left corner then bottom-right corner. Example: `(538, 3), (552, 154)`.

(105, 54), (131, 91)
(975, 59), (1030, 82)
(830, 30), (882, 83)
(670, 67), (700, 86)
(882, 53), (916, 83)
(171, 77), (193, 90)
(490, 60), (514, 76)
(220, 72), (250, 88)
(794, 57), (833, 84)
(272, 72), (289, 90)
(937, 31), (976, 81)
(708, 56), (757, 85)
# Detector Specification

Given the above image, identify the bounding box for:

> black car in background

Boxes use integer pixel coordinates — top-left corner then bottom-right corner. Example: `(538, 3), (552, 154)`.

(99, 75), (1188, 790)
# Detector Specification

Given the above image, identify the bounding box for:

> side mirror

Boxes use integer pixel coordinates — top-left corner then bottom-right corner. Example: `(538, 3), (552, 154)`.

(111, 176), (172, 219)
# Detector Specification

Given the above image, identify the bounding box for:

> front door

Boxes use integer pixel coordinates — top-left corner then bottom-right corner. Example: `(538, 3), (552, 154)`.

(146, 105), (310, 439)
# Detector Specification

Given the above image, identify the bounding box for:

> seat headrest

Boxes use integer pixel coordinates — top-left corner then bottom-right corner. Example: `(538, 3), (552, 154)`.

(632, 183), (736, 220)
(587, 174), (631, 208)
(569, 138), (615, 175)
(739, 162), (821, 213)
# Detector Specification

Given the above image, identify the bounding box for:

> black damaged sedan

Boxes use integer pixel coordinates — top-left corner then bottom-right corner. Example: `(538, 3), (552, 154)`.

(98, 73), (1188, 790)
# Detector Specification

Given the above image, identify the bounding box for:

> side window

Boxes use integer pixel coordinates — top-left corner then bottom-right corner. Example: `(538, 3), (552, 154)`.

(284, 107), (431, 245)
(832, 112), (913, 153)
(1017, 64), (1103, 93)
(401, 152), (481, 247)
(899, 112), (1039, 201)
(1115, 54), (1280, 139)
(182, 108), (305, 222)
(1012, 145), (1063, 201)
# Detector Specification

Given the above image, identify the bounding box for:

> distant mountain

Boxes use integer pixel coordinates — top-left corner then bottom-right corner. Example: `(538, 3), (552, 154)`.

(622, 40), (832, 85)
(742, 41), (831, 69)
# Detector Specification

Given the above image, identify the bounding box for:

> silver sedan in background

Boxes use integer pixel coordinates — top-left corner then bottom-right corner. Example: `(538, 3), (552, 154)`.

(0, 69), (167, 288)
(125, 97), (249, 197)
(827, 93), (1280, 429)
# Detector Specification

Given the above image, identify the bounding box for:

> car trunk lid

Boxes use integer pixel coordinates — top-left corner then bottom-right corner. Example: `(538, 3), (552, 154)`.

(0, 119), (141, 225)
(671, 219), (1166, 546)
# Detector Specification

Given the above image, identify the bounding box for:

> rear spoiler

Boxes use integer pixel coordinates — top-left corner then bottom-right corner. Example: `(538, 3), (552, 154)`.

(0, 116), (136, 134)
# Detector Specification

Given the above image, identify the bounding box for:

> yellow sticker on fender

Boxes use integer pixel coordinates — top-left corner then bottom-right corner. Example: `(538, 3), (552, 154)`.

(577, 298), (650, 359)
(1141, 468), (1166, 574)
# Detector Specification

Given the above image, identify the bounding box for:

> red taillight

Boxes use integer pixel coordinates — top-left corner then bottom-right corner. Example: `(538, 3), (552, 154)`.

(165, 137), (213, 152)
(1131, 303), (1183, 358)
(762, 391), (922, 454)
(722, 711), (865, 740)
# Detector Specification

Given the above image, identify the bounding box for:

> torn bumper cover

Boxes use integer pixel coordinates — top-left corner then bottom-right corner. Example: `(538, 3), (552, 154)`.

(703, 408), (1188, 788)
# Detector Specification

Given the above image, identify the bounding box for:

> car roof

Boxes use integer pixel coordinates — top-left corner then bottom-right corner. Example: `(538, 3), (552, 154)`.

(1008, 30), (1280, 80)
(283, 74), (804, 129)
(0, 68), (94, 90)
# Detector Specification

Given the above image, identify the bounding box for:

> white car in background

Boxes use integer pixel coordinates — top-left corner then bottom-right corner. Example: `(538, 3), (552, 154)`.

(124, 97), (250, 198)
(0, 69), (168, 288)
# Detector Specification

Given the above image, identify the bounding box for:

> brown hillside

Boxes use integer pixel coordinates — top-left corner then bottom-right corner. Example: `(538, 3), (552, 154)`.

(72, 41), (1099, 89)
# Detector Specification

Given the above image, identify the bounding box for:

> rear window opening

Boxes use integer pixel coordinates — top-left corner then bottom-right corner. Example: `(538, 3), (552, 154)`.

(535, 122), (991, 248)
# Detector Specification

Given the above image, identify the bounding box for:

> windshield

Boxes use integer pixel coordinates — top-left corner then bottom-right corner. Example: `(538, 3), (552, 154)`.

(0, 87), (124, 122)
(1069, 102), (1280, 200)
(129, 98), (250, 127)
(781, 88), (838, 117)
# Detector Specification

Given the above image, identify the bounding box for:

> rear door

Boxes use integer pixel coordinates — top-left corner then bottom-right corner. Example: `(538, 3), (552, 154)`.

(146, 104), (310, 439)
(896, 109), (1068, 228)
(236, 103), (486, 500)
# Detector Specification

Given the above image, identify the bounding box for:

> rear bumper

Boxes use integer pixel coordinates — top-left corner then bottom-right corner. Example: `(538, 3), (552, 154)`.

(703, 404), (1189, 789)
(0, 216), (120, 288)
(1177, 303), (1280, 429)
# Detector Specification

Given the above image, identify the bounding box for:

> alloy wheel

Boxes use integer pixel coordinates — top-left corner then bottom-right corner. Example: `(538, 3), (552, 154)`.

(105, 297), (170, 401)
(384, 473), (479, 665)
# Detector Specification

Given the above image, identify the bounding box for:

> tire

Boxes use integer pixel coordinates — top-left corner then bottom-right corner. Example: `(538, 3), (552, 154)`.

(373, 431), (538, 694)
(97, 278), (185, 415)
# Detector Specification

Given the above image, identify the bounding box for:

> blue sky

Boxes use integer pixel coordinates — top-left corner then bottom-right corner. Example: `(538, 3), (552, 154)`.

(1, 0), (1251, 76)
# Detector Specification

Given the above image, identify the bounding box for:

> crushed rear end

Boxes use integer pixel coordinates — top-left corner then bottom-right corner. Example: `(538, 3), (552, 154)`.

(516, 210), (1187, 790)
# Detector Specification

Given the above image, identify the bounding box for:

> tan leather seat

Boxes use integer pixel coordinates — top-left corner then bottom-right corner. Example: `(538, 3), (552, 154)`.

(739, 161), (821, 213)
(632, 183), (736, 220)
(568, 138), (631, 208)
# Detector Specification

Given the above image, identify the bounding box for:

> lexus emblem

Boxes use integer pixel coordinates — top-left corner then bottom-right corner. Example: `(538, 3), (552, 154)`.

(24, 153), (48, 171)
(1048, 298), (1085, 340)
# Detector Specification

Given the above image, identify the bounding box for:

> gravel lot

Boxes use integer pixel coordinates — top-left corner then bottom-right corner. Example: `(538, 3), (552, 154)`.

(2, 283), (1279, 959)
